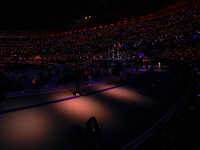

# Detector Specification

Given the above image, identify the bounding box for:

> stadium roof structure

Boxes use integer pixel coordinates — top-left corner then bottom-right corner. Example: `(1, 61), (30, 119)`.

(0, 0), (198, 32)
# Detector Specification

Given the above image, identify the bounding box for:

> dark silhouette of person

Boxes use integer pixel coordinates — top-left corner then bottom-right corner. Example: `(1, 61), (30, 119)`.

(0, 70), (6, 101)
(74, 67), (81, 95)
(136, 62), (139, 72)
(126, 66), (130, 81)
(0, 80), (5, 101)
(120, 71), (123, 82)
(32, 75), (40, 92)
(36, 76), (40, 92)
(86, 116), (102, 150)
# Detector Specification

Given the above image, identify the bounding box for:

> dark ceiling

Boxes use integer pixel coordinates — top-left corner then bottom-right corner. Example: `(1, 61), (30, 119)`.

(0, 0), (186, 31)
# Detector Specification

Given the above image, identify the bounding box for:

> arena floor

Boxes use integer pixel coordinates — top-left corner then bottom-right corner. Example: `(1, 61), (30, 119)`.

(0, 70), (174, 150)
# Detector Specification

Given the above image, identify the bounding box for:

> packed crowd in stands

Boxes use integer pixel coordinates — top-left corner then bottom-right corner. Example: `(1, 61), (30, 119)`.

(0, 6), (199, 61)
(0, 6), (199, 96)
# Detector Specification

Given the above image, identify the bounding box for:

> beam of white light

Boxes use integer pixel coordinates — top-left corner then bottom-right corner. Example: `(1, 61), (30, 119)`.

(94, 85), (151, 104)
(53, 96), (114, 125)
